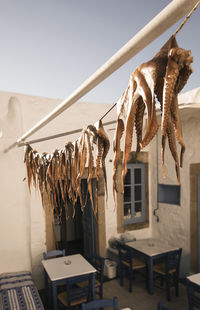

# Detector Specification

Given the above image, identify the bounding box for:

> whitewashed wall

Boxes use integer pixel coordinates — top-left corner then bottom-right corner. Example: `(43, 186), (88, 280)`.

(0, 91), (115, 288)
(152, 88), (200, 277)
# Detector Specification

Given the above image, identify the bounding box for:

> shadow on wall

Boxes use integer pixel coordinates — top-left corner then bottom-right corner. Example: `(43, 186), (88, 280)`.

(0, 96), (23, 152)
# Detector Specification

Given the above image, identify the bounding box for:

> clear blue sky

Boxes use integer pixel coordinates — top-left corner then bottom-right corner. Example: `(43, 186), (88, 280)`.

(0, 0), (199, 104)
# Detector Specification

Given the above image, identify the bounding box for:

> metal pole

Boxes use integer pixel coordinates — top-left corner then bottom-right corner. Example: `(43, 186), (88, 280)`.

(3, 0), (199, 153)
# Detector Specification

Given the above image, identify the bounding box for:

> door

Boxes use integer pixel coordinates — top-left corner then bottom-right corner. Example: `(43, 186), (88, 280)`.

(81, 178), (96, 259)
(190, 164), (200, 273)
(198, 174), (200, 272)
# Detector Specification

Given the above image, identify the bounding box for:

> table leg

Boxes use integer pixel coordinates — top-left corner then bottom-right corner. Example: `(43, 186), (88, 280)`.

(44, 271), (51, 310)
(52, 283), (58, 310)
(92, 273), (96, 300)
(148, 257), (154, 295)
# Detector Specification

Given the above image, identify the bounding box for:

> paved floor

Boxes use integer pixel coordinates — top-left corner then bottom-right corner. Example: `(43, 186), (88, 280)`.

(40, 275), (189, 309)
(103, 276), (188, 310)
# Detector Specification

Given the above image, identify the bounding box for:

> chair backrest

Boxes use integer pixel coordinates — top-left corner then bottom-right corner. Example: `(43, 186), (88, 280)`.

(117, 243), (132, 265)
(165, 248), (182, 274)
(82, 297), (118, 310)
(157, 301), (171, 310)
(89, 255), (105, 284)
(66, 273), (93, 306)
(186, 278), (200, 310)
(43, 249), (65, 260)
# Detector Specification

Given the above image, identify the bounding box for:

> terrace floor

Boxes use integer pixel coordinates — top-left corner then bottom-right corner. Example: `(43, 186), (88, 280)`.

(40, 274), (189, 309)
(102, 276), (188, 310)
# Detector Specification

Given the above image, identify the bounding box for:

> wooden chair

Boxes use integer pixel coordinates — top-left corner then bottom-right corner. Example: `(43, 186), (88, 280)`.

(82, 297), (118, 310)
(90, 255), (105, 298)
(78, 255), (105, 299)
(43, 249), (65, 309)
(157, 301), (171, 310)
(186, 278), (200, 310)
(153, 248), (182, 301)
(43, 249), (65, 260)
(117, 243), (146, 292)
(57, 273), (94, 310)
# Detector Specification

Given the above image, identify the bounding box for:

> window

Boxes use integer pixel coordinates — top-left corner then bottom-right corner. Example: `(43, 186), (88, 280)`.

(158, 184), (180, 205)
(123, 163), (146, 224)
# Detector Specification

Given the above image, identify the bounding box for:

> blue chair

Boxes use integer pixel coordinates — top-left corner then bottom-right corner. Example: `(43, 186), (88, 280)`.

(43, 249), (65, 309)
(90, 255), (105, 298)
(57, 273), (94, 310)
(157, 301), (171, 310)
(117, 243), (146, 292)
(186, 278), (200, 310)
(82, 297), (118, 310)
(78, 255), (105, 299)
(43, 249), (65, 260)
(153, 248), (182, 301)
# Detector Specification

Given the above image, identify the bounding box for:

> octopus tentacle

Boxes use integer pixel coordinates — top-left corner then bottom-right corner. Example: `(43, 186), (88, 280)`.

(97, 120), (110, 202)
(135, 96), (145, 156)
(166, 114), (180, 184)
(113, 118), (124, 200)
(85, 130), (95, 212)
(133, 68), (153, 144)
(170, 94), (185, 167)
(71, 141), (78, 216)
(140, 98), (159, 149)
(162, 54), (179, 137)
(121, 77), (138, 190)
(77, 132), (87, 211)
(24, 144), (33, 191)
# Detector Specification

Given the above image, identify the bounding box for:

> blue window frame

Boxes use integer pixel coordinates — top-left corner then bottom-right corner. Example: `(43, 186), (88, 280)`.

(123, 163), (146, 224)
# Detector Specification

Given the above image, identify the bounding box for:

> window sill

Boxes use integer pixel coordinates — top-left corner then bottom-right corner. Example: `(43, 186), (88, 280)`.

(117, 220), (149, 233)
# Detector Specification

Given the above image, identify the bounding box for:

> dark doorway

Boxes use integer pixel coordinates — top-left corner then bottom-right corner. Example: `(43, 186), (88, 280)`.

(58, 178), (96, 258)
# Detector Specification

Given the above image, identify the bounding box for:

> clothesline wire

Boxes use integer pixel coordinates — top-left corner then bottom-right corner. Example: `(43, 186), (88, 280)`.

(173, 0), (200, 37)
(100, 102), (117, 121)
(18, 120), (117, 147)
(100, 2), (200, 123)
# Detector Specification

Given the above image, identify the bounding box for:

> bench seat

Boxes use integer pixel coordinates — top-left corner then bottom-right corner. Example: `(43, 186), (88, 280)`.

(0, 271), (44, 310)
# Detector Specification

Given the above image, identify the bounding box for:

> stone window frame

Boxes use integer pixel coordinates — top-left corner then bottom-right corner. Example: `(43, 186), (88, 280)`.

(116, 151), (149, 233)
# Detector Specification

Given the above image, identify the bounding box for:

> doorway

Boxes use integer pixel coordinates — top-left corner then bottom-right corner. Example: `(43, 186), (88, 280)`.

(58, 178), (97, 258)
(45, 173), (107, 258)
(190, 164), (200, 273)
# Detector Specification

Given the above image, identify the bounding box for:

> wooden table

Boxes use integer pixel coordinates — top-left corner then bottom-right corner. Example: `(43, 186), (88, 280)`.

(42, 254), (96, 310)
(186, 273), (200, 309)
(126, 238), (179, 294)
(187, 273), (200, 285)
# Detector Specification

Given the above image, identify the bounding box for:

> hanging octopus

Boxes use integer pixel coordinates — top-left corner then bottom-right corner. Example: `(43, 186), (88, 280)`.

(113, 35), (193, 195)
(24, 120), (110, 218)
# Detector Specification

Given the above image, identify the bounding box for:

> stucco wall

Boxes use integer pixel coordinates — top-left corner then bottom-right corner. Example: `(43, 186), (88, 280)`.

(0, 96), (32, 275)
(0, 91), (114, 288)
(152, 88), (200, 277)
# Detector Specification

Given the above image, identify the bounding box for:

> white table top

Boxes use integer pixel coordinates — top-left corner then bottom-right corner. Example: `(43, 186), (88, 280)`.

(126, 238), (179, 257)
(42, 254), (96, 282)
(187, 273), (200, 285)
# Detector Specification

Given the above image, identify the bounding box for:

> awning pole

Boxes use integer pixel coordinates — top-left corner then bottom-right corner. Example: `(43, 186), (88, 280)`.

(3, 0), (199, 153)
